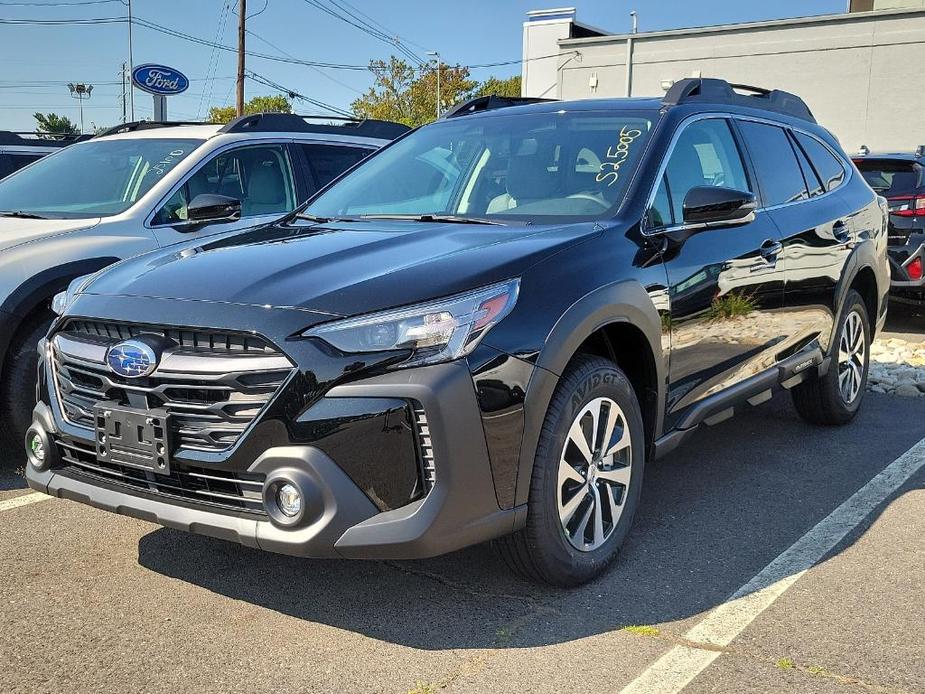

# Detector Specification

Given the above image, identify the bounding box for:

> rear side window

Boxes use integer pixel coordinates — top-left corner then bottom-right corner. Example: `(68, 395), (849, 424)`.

(300, 144), (370, 189)
(794, 132), (845, 192)
(854, 159), (921, 197)
(0, 153), (44, 179)
(737, 121), (807, 206)
(649, 118), (750, 227)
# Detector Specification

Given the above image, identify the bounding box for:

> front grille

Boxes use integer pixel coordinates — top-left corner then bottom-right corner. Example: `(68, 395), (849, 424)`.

(413, 405), (436, 494)
(57, 438), (266, 514)
(51, 320), (293, 453)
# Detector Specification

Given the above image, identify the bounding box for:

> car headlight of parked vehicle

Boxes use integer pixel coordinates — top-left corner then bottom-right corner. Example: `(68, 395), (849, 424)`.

(51, 273), (96, 315)
(304, 278), (520, 367)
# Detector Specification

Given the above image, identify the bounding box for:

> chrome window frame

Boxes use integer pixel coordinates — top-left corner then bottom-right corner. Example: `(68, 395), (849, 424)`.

(642, 112), (852, 237)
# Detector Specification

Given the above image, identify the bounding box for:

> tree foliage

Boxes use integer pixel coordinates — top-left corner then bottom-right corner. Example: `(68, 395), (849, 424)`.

(207, 95), (292, 124)
(33, 112), (79, 138)
(351, 57), (521, 127)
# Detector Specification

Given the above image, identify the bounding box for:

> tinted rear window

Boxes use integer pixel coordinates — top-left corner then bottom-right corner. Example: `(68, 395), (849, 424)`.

(855, 159), (921, 197)
(737, 121), (807, 206)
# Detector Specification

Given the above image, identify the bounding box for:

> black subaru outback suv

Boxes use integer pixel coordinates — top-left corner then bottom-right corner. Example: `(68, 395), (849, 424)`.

(26, 80), (889, 586)
(853, 149), (925, 305)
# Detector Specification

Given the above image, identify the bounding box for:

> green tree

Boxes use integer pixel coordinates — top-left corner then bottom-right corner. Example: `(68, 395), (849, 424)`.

(207, 94), (292, 124)
(351, 56), (517, 127)
(476, 75), (522, 98)
(33, 112), (79, 138)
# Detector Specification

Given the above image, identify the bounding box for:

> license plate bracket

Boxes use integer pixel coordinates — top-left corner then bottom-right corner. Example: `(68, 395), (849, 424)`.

(94, 403), (172, 474)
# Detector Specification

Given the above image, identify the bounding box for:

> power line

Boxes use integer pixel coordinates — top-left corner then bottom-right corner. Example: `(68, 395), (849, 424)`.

(0, 0), (122, 5)
(245, 69), (352, 117)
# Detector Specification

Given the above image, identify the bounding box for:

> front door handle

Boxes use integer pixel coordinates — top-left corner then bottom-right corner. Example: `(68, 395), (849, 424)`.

(759, 239), (783, 261)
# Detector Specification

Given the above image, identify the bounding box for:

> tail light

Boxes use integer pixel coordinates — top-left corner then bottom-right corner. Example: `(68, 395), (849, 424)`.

(906, 256), (923, 281)
(887, 195), (925, 217)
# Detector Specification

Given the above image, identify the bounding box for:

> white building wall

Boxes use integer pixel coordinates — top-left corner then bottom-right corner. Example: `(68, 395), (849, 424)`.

(524, 9), (925, 153)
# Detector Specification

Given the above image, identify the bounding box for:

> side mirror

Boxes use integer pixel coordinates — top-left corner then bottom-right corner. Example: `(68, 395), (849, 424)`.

(186, 194), (241, 224)
(682, 186), (756, 227)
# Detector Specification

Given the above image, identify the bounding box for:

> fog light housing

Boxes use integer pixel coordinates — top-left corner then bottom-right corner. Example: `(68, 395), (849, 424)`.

(25, 427), (49, 471)
(276, 483), (302, 517)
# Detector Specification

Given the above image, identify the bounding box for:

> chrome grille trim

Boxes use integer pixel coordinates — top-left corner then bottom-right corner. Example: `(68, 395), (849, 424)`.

(56, 438), (266, 515)
(51, 323), (294, 453)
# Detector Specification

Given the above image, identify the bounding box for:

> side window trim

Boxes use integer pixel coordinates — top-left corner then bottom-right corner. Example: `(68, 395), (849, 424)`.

(643, 112), (853, 235)
(146, 138), (293, 229)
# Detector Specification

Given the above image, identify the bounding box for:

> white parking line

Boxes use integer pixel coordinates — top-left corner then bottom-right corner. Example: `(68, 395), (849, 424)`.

(620, 435), (925, 694)
(0, 491), (51, 513)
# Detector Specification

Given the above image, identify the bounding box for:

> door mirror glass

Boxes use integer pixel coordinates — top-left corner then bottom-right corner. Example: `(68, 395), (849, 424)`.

(187, 193), (241, 224)
(682, 186), (756, 226)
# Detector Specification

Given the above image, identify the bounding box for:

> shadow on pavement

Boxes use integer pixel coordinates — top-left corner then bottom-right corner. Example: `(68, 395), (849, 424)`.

(138, 392), (925, 650)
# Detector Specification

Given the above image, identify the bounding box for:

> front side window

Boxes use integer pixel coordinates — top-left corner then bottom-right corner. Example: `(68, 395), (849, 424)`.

(0, 138), (203, 219)
(793, 132), (845, 192)
(305, 110), (656, 222)
(738, 121), (807, 207)
(648, 118), (749, 228)
(153, 144), (296, 225)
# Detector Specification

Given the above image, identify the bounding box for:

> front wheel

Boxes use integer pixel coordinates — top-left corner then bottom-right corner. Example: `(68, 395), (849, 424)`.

(792, 289), (870, 425)
(0, 312), (52, 454)
(495, 355), (645, 587)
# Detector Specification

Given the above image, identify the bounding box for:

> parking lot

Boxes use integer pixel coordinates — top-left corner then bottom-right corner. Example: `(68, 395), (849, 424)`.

(1, 309), (923, 694)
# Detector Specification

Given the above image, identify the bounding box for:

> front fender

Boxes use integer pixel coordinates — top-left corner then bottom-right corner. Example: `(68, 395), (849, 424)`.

(514, 279), (666, 506)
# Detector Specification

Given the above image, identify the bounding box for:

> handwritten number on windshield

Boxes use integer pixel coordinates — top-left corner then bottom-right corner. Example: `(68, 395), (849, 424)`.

(596, 127), (643, 186)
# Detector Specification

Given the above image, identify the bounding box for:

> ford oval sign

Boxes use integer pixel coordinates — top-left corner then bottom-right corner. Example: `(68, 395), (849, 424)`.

(132, 64), (189, 96)
(107, 340), (159, 379)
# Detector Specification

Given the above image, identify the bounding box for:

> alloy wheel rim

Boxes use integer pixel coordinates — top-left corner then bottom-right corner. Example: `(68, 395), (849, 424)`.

(557, 397), (632, 552)
(838, 310), (866, 404)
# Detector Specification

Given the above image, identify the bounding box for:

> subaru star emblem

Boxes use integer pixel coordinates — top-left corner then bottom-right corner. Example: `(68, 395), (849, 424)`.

(107, 339), (158, 378)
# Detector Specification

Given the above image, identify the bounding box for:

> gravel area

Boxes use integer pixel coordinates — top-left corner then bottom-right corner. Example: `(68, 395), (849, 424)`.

(868, 337), (925, 397)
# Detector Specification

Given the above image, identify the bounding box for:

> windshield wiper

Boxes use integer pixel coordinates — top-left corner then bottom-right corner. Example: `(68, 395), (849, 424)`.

(0, 210), (47, 220)
(358, 214), (505, 226)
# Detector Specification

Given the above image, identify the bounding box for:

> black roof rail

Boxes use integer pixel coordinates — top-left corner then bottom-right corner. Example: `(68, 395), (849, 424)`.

(94, 120), (211, 138)
(441, 95), (556, 120)
(663, 78), (816, 123)
(0, 130), (90, 146)
(218, 112), (410, 140)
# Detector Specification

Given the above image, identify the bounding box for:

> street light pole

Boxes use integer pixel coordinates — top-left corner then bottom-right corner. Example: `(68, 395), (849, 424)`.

(68, 83), (93, 133)
(427, 51), (441, 119)
(127, 0), (134, 120)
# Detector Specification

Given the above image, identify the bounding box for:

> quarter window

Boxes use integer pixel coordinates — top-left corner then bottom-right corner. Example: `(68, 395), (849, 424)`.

(790, 133), (825, 198)
(794, 132), (845, 192)
(648, 118), (749, 228)
(153, 144), (295, 225)
(738, 121), (807, 207)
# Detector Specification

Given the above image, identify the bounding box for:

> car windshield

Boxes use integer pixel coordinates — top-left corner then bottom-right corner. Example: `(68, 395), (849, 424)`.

(305, 109), (656, 223)
(0, 137), (204, 219)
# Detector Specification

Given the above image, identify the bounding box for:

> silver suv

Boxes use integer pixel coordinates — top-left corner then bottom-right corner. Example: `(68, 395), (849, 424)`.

(0, 113), (408, 448)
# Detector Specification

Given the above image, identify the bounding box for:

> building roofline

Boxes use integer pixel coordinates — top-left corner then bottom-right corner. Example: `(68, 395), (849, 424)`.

(559, 7), (925, 47)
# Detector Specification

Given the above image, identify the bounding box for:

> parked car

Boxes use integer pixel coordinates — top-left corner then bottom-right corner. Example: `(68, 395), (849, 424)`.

(0, 130), (88, 180)
(25, 80), (889, 586)
(852, 149), (925, 306)
(0, 113), (408, 448)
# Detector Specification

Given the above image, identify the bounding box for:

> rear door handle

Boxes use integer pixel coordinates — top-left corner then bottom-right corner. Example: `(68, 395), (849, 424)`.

(759, 239), (783, 260)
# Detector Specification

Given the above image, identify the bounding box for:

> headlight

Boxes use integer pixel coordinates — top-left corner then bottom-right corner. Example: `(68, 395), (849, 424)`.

(304, 279), (520, 367)
(51, 273), (96, 315)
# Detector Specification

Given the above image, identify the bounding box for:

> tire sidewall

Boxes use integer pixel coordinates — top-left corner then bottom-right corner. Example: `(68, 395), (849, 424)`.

(828, 291), (870, 417)
(532, 359), (646, 583)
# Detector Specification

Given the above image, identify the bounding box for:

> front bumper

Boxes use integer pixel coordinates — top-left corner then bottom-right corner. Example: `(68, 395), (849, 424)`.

(27, 360), (523, 559)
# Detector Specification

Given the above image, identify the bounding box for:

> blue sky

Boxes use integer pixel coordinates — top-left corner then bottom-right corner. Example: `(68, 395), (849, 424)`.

(1, 0), (845, 132)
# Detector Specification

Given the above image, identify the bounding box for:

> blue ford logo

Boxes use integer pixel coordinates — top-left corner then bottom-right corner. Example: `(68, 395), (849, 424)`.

(107, 340), (158, 378)
(131, 64), (189, 96)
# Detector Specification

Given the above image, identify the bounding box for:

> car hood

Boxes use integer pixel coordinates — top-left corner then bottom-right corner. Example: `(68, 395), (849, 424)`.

(0, 216), (101, 252)
(81, 219), (602, 317)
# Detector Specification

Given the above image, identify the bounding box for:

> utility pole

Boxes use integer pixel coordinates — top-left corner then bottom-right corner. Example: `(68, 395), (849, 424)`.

(67, 83), (93, 134)
(127, 0), (134, 120)
(427, 51), (441, 119)
(625, 11), (638, 97)
(236, 0), (246, 116)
